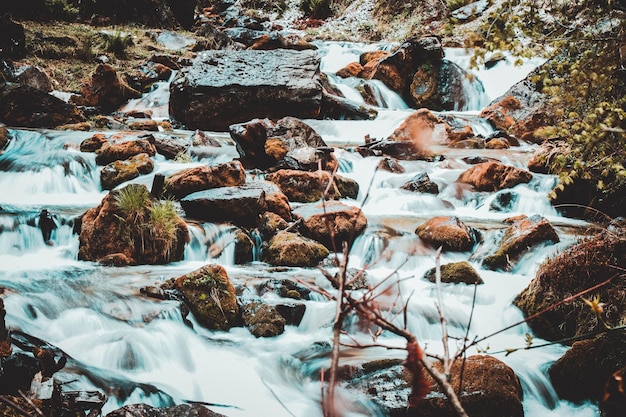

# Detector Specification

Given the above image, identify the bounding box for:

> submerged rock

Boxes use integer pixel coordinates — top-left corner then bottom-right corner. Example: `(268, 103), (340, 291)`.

(401, 172), (439, 194)
(295, 201), (367, 251)
(241, 301), (286, 337)
(169, 50), (322, 131)
(174, 264), (239, 331)
(514, 220), (626, 341)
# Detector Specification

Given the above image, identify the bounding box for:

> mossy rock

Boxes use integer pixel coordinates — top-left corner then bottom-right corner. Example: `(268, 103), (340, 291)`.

(263, 230), (329, 267)
(241, 301), (286, 338)
(423, 261), (483, 285)
(174, 264), (239, 331)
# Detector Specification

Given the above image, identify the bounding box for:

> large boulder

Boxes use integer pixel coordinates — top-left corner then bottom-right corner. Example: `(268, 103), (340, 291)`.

(416, 216), (480, 252)
(229, 116), (335, 171)
(346, 355), (523, 417)
(263, 230), (329, 267)
(14, 65), (53, 92)
(95, 138), (157, 165)
(265, 169), (359, 203)
(163, 160), (246, 200)
(481, 215), (560, 271)
(549, 331), (626, 404)
(514, 220), (626, 341)
(170, 50), (322, 131)
(456, 161), (533, 192)
(106, 403), (227, 417)
(0, 83), (85, 128)
(173, 264), (239, 331)
(78, 184), (189, 265)
(294, 201), (367, 251)
(385, 108), (440, 158)
(180, 183), (268, 226)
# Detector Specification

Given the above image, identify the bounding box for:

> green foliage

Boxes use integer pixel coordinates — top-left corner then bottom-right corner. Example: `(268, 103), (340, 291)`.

(114, 184), (149, 225)
(148, 199), (180, 259)
(300, 0), (334, 19)
(99, 30), (133, 58)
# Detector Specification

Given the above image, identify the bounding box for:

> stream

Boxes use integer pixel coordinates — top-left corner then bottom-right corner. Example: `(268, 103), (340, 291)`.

(0, 42), (597, 417)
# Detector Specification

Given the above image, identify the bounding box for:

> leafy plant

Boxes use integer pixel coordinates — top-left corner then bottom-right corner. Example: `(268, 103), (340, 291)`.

(99, 30), (133, 58)
(113, 184), (149, 225)
(147, 199), (180, 261)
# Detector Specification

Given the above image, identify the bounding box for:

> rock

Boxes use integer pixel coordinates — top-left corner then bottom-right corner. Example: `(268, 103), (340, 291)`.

(163, 160), (246, 200)
(386, 108), (439, 157)
(415, 216), (479, 252)
(128, 119), (159, 131)
(106, 402), (227, 417)
(169, 50), (322, 131)
(456, 161), (533, 192)
(479, 96), (521, 131)
(95, 138), (157, 165)
(14, 65), (53, 92)
(423, 261), (483, 284)
(274, 302), (306, 326)
(234, 229), (254, 264)
(377, 156), (405, 173)
(262, 230), (329, 267)
(295, 201), (368, 251)
(485, 138), (511, 149)
(481, 215), (560, 271)
(400, 172), (439, 194)
(0, 17), (25, 58)
(258, 278), (312, 300)
(71, 64), (142, 113)
(549, 331), (626, 404)
(229, 116), (334, 171)
(257, 211), (289, 239)
(265, 169), (359, 203)
(241, 301), (286, 337)
(356, 139), (436, 160)
(126, 61), (173, 92)
(174, 264), (239, 331)
(78, 184), (189, 265)
(0, 124), (10, 150)
(514, 221), (626, 341)
(446, 125), (474, 143)
(248, 32), (316, 51)
(320, 87), (378, 121)
(180, 184), (268, 226)
(80, 133), (108, 152)
(451, 0), (490, 21)
(337, 62), (364, 78)
(489, 191), (519, 212)
(153, 134), (191, 159)
(347, 355), (523, 417)
(0, 83), (85, 128)
(194, 21), (243, 51)
(245, 181), (292, 221)
(100, 153), (154, 190)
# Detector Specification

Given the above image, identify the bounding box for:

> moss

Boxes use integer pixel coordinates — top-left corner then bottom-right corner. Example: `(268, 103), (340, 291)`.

(424, 261), (483, 285)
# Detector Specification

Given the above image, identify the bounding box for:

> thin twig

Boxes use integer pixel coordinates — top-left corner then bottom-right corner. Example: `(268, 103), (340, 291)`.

(433, 247), (451, 380)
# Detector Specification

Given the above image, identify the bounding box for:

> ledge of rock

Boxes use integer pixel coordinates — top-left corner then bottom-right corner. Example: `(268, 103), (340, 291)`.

(169, 50), (322, 131)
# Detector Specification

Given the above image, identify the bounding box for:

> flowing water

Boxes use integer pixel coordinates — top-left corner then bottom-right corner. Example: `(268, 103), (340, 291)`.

(0, 43), (596, 416)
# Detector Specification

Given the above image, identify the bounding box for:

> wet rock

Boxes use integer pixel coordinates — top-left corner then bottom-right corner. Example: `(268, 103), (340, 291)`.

(400, 172), (439, 194)
(95, 138), (157, 165)
(241, 301), (286, 337)
(163, 160), (246, 200)
(479, 95), (521, 131)
(357, 139), (436, 161)
(248, 32), (316, 51)
(514, 221), (626, 341)
(549, 331), (626, 404)
(100, 153), (154, 190)
(194, 21), (243, 51)
(266, 169), (359, 203)
(377, 156), (405, 173)
(78, 184), (189, 265)
(423, 261), (483, 285)
(481, 214), (560, 271)
(153, 134), (191, 159)
(71, 64), (141, 113)
(80, 133), (108, 152)
(257, 211), (289, 239)
(244, 181), (292, 221)
(191, 130), (222, 147)
(489, 191), (519, 211)
(0, 124), (10, 151)
(445, 124), (474, 143)
(262, 230), (329, 267)
(295, 201), (368, 251)
(169, 50), (322, 131)
(128, 119), (159, 131)
(229, 116), (335, 171)
(485, 137), (511, 149)
(320, 87), (378, 121)
(456, 161), (532, 192)
(337, 62), (364, 78)
(347, 355), (523, 417)
(14, 65), (53, 92)
(0, 82), (85, 128)
(106, 402), (227, 417)
(416, 216), (479, 252)
(386, 108), (439, 157)
(234, 228), (254, 264)
(126, 61), (173, 92)
(180, 183), (267, 226)
(0, 17), (25, 58)
(274, 302), (306, 326)
(174, 264), (239, 331)
(258, 278), (312, 300)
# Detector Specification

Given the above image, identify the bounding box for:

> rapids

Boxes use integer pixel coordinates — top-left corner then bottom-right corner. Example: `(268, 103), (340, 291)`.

(0, 43), (596, 417)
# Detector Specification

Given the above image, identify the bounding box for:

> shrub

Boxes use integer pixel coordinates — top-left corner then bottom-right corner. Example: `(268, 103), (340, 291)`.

(300, 0), (334, 19)
(113, 184), (149, 225)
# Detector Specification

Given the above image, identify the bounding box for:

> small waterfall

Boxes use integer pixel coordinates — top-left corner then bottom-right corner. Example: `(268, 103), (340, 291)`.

(120, 71), (176, 120)
(185, 222), (237, 265)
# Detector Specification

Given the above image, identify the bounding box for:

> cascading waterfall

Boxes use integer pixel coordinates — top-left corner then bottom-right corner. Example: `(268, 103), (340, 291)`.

(0, 42), (597, 417)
